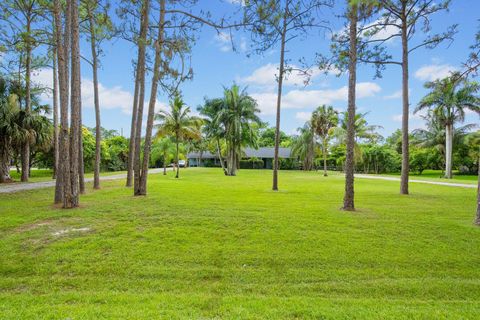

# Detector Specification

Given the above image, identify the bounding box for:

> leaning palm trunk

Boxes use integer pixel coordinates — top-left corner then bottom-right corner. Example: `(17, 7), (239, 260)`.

(444, 123), (453, 179)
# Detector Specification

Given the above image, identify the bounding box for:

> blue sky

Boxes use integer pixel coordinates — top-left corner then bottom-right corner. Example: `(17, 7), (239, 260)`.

(32, 0), (480, 138)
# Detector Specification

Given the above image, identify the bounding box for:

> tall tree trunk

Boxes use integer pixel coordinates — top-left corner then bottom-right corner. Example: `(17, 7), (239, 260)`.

(400, 8), (410, 195)
(53, 44), (59, 181)
(54, 0), (72, 206)
(0, 138), (12, 183)
(68, 0), (81, 208)
(137, 0), (164, 195)
(216, 138), (227, 175)
(175, 139), (180, 179)
(127, 0), (149, 188)
(272, 6), (288, 191)
(133, 0), (151, 194)
(323, 137), (328, 177)
(343, 2), (357, 211)
(444, 123), (453, 179)
(21, 18), (32, 182)
(78, 113), (85, 194)
(88, 6), (101, 189)
(163, 152), (167, 175)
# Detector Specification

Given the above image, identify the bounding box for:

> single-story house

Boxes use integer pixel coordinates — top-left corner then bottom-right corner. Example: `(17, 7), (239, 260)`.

(188, 147), (293, 169)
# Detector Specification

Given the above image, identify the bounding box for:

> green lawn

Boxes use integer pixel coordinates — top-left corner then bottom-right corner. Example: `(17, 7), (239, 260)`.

(381, 169), (477, 185)
(1, 168), (479, 319)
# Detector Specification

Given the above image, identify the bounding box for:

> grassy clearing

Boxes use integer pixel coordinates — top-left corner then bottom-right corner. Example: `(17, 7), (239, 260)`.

(0, 168), (479, 319)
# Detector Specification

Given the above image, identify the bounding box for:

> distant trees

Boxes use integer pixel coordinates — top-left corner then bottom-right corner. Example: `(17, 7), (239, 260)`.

(155, 95), (202, 179)
(416, 75), (480, 179)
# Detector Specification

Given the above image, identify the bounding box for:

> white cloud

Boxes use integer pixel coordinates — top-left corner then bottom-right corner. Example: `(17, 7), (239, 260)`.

(384, 89), (402, 100)
(214, 32), (232, 52)
(31, 68), (167, 116)
(252, 82), (381, 115)
(414, 64), (457, 82)
(240, 63), (324, 88)
(295, 111), (312, 122)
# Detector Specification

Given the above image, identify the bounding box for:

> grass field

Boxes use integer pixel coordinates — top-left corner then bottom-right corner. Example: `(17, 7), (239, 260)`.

(382, 169), (477, 185)
(1, 168), (479, 319)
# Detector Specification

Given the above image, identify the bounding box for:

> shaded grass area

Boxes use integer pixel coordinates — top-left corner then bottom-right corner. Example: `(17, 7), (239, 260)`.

(0, 168), (479, 319)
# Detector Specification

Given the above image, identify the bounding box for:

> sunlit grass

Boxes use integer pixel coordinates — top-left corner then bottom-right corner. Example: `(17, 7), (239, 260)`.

(0, 168), (479, 319)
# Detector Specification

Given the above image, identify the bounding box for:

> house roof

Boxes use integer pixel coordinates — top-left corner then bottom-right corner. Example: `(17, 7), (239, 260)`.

(187, 147), (293, 159)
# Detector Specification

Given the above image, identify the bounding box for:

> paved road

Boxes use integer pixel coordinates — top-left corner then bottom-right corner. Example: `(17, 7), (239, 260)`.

(355, 174), (477, 189)
(0, 169), (164, 194)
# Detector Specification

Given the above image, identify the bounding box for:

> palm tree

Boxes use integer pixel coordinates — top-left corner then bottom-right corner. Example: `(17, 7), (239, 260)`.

(416, 75), (480, 178)
(311, 105), (338, 176)
(198, 98), (227, 174)
(413, 111), (476, 174)
(292, 123), (317, 171)
(153, 137), (175, 175)
(155, 94), (202, 178)
(212, 85), (261, 176)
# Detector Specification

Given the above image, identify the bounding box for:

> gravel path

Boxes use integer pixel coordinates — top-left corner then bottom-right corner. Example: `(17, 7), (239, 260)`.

(0, 169), (164, 194)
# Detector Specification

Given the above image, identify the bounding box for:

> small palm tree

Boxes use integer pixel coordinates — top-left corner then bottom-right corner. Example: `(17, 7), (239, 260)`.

(213, 84), (261, 176)
(416, 75), (480, 178)
(292, 123), (317, 171)
(311, 105), (338, 176)
(155, 94), (202, 179)
(153, 137), (175, 175)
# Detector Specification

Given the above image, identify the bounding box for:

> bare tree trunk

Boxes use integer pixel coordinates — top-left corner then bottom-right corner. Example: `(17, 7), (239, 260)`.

(272, 6), (288, 191)
(444, 123), (453, 179)
(216, 138), (227, 175)
(400, 8), (409, 195)
(53, 42), (59, 180)
(78, 112), (85, 194)
(21, 18), (32, 182)
(343, 2), (357, 211)
(137, 0), (164, 195)
(127, 0), (149, 188)
(88, 6), (101, 189)
(68, 0), (81, 208)
(133, 0), (150, 195)
(54, 0), (72, 206)
(175, 139), (180, 179)
(163, 152), (167, 175)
